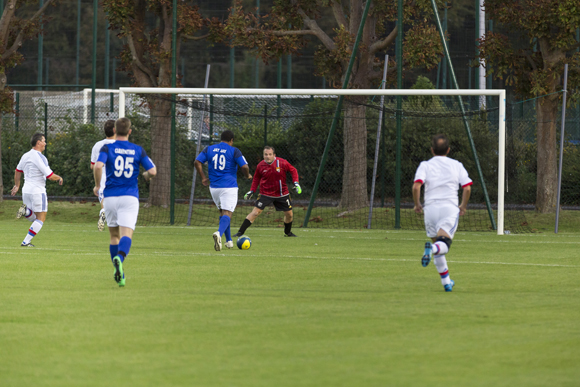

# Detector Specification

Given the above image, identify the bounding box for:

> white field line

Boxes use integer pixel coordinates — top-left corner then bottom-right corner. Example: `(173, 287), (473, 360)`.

(18, 226), (580, 244)
(1, 248), (577, 268)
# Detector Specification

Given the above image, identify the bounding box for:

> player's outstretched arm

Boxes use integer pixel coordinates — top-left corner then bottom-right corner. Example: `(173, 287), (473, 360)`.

(240, 165), (252, 181)
(459, 185), (471, 216)
(194, 160), (209, 186)
(48, 173), (64, 185)
(11, 170), (22, 196)
(412, 182), (423, 213)
(143, 166), (157, 182)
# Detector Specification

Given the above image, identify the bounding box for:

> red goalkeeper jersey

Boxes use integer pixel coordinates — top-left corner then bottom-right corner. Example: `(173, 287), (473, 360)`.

(250, 157), (299, 197)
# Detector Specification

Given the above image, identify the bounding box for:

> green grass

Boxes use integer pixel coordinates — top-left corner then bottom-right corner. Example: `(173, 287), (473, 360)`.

(1, 201), (579, 386)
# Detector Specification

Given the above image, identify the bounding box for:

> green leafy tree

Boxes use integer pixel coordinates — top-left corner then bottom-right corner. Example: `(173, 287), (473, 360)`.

(102, 0), (206, 207)
(478, 0), (580, 213)
(212, 0), (444, 210)
(0, 0), (57, 202)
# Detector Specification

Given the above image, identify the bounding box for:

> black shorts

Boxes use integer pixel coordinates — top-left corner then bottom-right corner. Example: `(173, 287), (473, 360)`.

(255, 194), (292, 212)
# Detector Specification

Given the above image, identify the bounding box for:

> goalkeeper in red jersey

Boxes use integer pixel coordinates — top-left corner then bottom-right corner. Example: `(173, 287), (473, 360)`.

(233, 146), (301, 237)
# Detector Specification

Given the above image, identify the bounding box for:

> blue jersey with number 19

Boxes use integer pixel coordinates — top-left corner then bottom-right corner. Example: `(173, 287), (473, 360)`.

(97, 140), (155, 198)
(196, 142), (247, 188)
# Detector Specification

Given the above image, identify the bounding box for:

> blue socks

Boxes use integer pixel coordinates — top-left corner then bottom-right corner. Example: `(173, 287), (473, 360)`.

(109, 244), (118, 262)
(218, 215), (231, 239)
(118, 236), (132, 262)
(224, 224), (232, 242)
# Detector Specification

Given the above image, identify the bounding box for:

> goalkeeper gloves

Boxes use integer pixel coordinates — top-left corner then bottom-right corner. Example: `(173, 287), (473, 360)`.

(244, 191), (254, 200)
(293, 182), (302, 194)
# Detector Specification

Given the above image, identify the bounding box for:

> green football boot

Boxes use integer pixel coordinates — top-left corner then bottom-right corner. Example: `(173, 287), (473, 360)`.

(112, 256), (125, 287)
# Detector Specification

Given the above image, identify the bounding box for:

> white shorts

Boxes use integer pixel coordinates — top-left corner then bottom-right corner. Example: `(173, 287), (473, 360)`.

(103, 196), (140, 230)
(98, 188), (104, 203)
(424, 202), (460, 239)
(22, 193), (48, 213)
(210, 187), (239, 212)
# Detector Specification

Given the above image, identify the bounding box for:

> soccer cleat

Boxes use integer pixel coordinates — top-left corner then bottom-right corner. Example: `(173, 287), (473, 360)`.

(213, 231), (222, 251)
(225, 240), (234, 249)
(444, 279), (455, 292)
(233, 232), (243, 238)
(21, 242), (35, 247)
(97, 211), (106, 231)
(284, 232), (298, 237)
(118, 274), (126, 287)
(422, 242), (433, 267)
(16, 204), (28, 219)
(113, 256), (124, 286)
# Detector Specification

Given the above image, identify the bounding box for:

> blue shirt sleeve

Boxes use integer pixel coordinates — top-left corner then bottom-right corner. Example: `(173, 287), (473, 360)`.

(97, 145), (109, 163)
(234, 147), (247, 167)
(196, 147), (209, 163)
(139, 146), (155, 170)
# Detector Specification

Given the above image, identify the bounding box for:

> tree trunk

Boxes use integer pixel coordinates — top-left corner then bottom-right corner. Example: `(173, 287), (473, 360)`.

(147, 98), (172, 207)
(340, 99), (369, 210)
(535, 96), (559, 213)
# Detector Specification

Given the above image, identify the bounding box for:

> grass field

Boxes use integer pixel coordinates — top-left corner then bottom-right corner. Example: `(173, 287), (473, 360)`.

(1, 201), (579, 386)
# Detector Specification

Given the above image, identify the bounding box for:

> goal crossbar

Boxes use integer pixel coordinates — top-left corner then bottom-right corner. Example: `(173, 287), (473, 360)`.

(118, 87), (507, 235)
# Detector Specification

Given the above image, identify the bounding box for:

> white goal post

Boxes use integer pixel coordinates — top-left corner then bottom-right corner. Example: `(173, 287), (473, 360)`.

(118, 87), (507, 235)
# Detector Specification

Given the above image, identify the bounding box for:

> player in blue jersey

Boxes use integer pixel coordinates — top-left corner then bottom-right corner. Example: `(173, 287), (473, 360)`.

(93, 117), (157, 287)
(194, 130), (252, 251)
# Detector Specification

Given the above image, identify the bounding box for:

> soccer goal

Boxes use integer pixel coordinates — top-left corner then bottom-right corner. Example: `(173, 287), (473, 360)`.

(118, 87), (516, 235)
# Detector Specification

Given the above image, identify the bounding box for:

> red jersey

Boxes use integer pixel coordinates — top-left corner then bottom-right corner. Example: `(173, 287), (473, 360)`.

(251, 157), (299, 197)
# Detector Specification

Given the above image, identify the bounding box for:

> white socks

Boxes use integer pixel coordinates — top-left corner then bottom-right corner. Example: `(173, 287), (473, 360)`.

(433, 241), (449, 255)
(434, 254), (451, 285)
(25, 208), (36, 222)
(23, 220), (44, 244)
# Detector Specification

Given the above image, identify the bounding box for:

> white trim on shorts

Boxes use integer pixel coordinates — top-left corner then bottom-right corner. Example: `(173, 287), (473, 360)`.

(103, 196), (140, 230)
(22, 193), (48, 213)
(209, 187), (239, 212)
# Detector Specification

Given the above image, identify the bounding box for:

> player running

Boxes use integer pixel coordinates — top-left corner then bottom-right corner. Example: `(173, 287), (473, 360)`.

(93, 117), (156, 287)
(90, 120), (116, 231)
(194, 130), (252, 251)
(11, 133), (64, 247)
(412, 134), (472, 292)
(234, 146), (301, 238)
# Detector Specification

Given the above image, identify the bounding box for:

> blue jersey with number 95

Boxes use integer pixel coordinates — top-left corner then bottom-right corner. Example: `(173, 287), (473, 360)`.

(196, 142), (247, 188)
(97, 140), (155, 198)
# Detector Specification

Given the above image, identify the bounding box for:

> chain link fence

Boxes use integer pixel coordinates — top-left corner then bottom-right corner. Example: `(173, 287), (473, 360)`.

(2, 89), (579, 232)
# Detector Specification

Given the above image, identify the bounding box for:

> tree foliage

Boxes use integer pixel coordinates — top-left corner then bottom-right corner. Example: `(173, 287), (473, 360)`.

(211, 0), (445, 209)
(102, 0), (209, 206)
(478, 0), (580, 212)
(0, 0), (58, 203)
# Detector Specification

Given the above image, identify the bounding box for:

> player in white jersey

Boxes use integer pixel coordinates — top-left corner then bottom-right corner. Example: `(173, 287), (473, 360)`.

(90, 120), (116, 231)
(412, 134), (472, 292)
(11, 133), (64, 247)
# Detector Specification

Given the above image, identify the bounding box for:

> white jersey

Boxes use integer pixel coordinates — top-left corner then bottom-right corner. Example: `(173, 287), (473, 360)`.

(16, 149), (53, 194)
(414, 156), (472, 206)
(91, 138), (116, 190)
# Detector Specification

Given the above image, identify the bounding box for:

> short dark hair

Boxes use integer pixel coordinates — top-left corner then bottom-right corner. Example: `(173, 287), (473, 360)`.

(31, 133), (45, 148)
(264, 146), (275, 153)
(115, 117), (131, 136)
(104, 120), (115, 137)
(221, 130), (234, 142)
(432, 134), (449, 156)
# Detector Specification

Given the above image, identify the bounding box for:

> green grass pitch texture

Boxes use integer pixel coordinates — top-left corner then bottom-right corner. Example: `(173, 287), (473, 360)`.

(1, 203), (579, 386)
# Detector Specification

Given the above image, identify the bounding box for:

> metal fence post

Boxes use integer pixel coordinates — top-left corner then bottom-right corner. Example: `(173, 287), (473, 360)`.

(44, 103), (48, 155)
(15, 93), (19, 131)
(263, 104), (268, 146)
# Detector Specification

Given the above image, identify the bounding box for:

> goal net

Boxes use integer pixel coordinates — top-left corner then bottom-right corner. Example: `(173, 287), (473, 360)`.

(118, 87), (529, 235)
